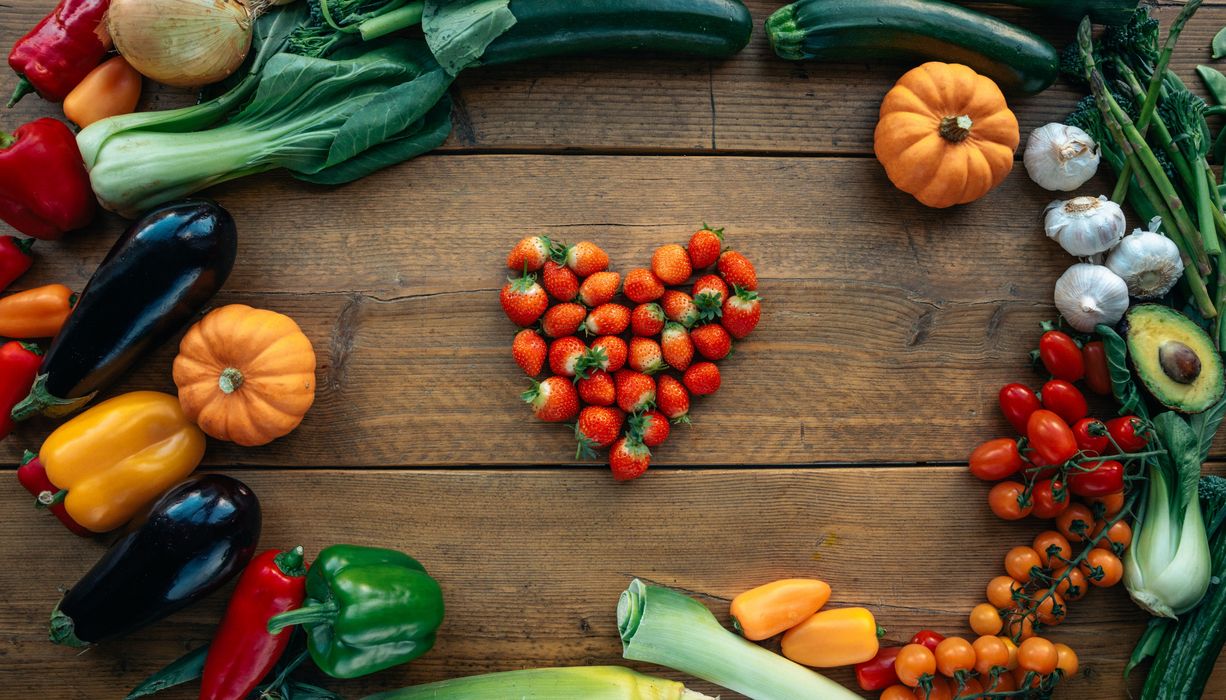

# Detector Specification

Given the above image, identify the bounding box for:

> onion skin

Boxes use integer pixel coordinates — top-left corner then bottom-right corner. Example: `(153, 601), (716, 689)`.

(107, 0), (252, 88)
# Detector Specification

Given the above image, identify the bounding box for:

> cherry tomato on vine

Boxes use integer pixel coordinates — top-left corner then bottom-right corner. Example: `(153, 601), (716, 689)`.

(1017, 638), (1058, 675)
(1053, 565), (1089, 602)
(1031, 479), (1070, 519)
(1081, 340), (1112, 396)
(1081, 548), (1124, 587)
(909, 630), (945, 652)
(1027, 410), (1078, 465)
(916, 676), (953, 700)
(1041, 379), (1088, 424)
(1013, 665), (1044, 689)
(1068, 460), (1124, 498)
(972, 636), (1010, 675)
(984, 671), (1017, 692)
(935, 637), (976, 677)
(894, 644), (936, 687)
(986, 575), (1022, 609)
(1094, 520), (1133, 554)
(1039, 331), (1084, 381)
(998, 636), (1019, 670)
(1072, 417), (1109, 456)
(1057, 503), (1095, 542)
(1107, 415), (1149, 452)
(968, 438), (1023, 481)
(880, 686), (913, 700)
(1087, 491), (1125, 518)
(1004, 546), (1042, 583)
(1054, 643), (1079, 677)
(1004, 612), (1035, 641)
(988, 481), (1032, 520)
(1032, 530), (1072, 568)
(1035, 592), (1066, 625)
(953, 678), (984, 699)
(856, 647), (902, 691)
(999, 383), (1041, 434)
(969, 603), (1003, 636)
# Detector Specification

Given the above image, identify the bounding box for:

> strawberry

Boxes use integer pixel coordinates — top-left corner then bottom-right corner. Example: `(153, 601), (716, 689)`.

(692, 273), (728, 319)
(541, 303), (587, 338)
(506, 235), (553, 272)
(660, 323), (694, 371)
(579, 271), (621, 307)
(624, 268), (665, 304)
(542, 260), (580, 302)
(691, 323), (731, 360)
(652, 243), (693, 286)
(522, 376), (579, 422)
(682, 361), (721, 396)
(628, 410), (671, 448)
(588, 336), (627, 372)
(575, 405), (625, 458)
(548, 336), (589, 378)
(630, 303), (667, 337)
(688, 225), (724, 269)
(577, 369), (616, 406)
(500, 275), (549, 327)
(628, 337), (666, 374)
(660, 290), (699, 327)
(564, 241), (609, 277)
(721, 286), (761, 339)
(656, 375), (691, 423)
(512, 329), (547, 376)
(615, 369), (656, 413)
(717, 250), (757, 291)
(609, 436), (651, 481)
(584, 303), (631, 336)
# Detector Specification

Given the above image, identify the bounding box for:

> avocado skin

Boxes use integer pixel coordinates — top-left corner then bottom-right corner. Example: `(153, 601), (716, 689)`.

(1119, 304), (1225, 414)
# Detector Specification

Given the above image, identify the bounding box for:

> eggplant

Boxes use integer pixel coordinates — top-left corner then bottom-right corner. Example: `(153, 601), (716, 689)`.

(11, 200), (237, 421)
(50, 474), (261, 647)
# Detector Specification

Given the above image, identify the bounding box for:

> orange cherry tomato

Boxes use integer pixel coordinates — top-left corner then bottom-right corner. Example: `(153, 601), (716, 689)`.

(1032, 530), (1072, 568)
(985, 671), (1017, 692)
(1057, 503), (1095, 542)
(1094, 520), (1133, 554)
(1013, 665), (1044, 689)
(969, 603), (1003, 636)
(972, 635), (1009, 675)
(1031, 478), (1071, 519)
(1035, 592), (1067, 625)
(953, 677), (984, 699)
(988, 481), (1033, 520)
(1004, 611), (1035, 641)
(986, 575), (1023, 609)
(881, 686), (914, 700)
(935, 637), (976, 677)
(999, 636), (1019, 670)
(1081, 548), (1124, 587)
(1053, 565), (1089, 601)
(1004, 546), (1043, 583)
(894, 644), (937, 688)
(1017, 637), (1058, 675)
(1054, 643), (1079, 677)
(915, 676), (953, 700)
(1086, 491), (1125, 518)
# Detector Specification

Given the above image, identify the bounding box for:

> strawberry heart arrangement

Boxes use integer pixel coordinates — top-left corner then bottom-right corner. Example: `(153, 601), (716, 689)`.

(499, 227), (762, 481)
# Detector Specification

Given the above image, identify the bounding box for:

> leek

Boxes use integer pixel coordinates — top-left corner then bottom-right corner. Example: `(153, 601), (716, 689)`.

(361, 666), (713, 699)
(617, 579), (861, 700)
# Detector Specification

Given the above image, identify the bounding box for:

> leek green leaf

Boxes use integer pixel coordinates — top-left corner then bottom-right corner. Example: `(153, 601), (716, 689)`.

(423, 0), (516, 75)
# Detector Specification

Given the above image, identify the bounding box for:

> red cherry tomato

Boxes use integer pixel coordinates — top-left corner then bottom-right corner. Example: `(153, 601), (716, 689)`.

(1000, 384), (1041, 434)
(1107, 416), (1149, 452)
(1072, 418), (1109, 456)
(1040, 331), (1085, 382)
(1082, 341), (1112, 396)
(1069, 460), (1125, 497)
(1042, 380), (1088, 424)
(910, 630), (946, 652)
(1031, 479), (1071, 519)
(1027, 410), (1078, 466)
(969, 438), (1024, 481)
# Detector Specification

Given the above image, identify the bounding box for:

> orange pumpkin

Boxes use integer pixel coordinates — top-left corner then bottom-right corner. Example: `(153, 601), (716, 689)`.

(874, 62), (1020, 208)
(173, 304), (316, 447)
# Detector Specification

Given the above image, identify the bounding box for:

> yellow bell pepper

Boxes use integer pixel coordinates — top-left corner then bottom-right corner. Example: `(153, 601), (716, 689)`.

(40, 391), (206, 533)
(781, 606), (881, 668)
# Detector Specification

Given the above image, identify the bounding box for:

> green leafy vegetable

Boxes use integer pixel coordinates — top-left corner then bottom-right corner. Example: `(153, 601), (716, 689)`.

(124, 646), (208, 699)
(1214, 26), (1226, 60)
(423, 0), (516, 75)
(1189, 396), (1226, 463)
(1097, 324), (1149, 420)
(1197, 65), (1226, 106)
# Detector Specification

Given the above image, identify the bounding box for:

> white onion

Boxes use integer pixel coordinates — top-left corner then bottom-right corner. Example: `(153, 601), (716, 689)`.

(108, 0), (254, 88)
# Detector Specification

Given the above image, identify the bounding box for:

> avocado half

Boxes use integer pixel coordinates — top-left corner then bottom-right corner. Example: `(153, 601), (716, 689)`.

(1119, 304), (1225, 414)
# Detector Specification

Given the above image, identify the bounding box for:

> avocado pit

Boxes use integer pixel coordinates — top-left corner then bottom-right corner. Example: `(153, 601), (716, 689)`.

(1159, 341), (1202, 385)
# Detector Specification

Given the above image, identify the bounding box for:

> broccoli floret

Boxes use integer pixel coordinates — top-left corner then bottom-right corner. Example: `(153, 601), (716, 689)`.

(1060, 41), (1090, 86)
(1102, 7), (1160, 69)
(1201, 475), (1226, 538)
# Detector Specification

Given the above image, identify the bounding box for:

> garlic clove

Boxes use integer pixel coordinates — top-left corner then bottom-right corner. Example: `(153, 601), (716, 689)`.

(1044, 195), (1127, 258)
(1025, 123), (1101, 192)
(1105, 227), (1184, 299)
(1054, 263), (1130, 332)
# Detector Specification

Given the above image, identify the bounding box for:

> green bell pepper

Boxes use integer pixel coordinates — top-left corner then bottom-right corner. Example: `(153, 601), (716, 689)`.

(267, 544), (444, 679)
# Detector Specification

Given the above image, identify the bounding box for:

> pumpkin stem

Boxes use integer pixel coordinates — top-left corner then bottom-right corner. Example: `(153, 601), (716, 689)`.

(219, 368), (245, 394)
(939, 115), (973, 142)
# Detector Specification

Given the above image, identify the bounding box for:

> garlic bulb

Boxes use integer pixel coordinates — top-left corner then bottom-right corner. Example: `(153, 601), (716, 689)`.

(1055, 263), (1130, 332)
(108, 0), (254, 88)
(1044, 195), (1127, 257)
(1025, 123), (1101, 191)
(1106, 219), (1184, 299)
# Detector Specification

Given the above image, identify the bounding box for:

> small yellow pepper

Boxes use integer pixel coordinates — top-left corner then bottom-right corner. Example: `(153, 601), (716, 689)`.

(781, 606), (881, 668)
(63, 56), (142, 128)
(40, 391), (206, 533)
(730, 578), (831, 641)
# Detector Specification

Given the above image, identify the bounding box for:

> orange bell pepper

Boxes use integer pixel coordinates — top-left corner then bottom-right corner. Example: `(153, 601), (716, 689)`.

(0, 283), (74, 337)
(781, 607), (881, 668)
(730, 578), (831, 641)
(39, 391), (206, 533)
(63, 56), (142, 128)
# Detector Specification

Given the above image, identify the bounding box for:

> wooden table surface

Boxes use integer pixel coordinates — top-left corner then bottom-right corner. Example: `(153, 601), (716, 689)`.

(3, 1), (1226, 698)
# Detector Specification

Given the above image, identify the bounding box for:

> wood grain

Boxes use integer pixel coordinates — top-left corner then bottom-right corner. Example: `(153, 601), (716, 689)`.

(2, 467), (1223, 700)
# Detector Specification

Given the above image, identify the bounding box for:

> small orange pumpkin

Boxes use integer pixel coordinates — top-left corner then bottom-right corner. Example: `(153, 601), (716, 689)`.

(173, 304), (317, 447)
(874, 62), (1020, 208)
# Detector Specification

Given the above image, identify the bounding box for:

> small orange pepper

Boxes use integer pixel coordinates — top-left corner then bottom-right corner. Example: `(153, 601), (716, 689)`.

(63, 56), (142, 128)
(781, 606), (881, 668)
(0, 283), (75, 337)
(730, 578), (831, 641)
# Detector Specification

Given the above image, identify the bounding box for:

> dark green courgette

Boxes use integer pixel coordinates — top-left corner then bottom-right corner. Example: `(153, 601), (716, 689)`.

(766, 0), (1059, 95)
(479, 0), (753, 65)
(990, 0), (1138, 25)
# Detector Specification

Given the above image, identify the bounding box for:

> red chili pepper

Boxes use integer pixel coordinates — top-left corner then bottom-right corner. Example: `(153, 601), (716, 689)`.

(17, 450), (92, 536)
(855, 645), (901, 690)
(0, 119), (95, 240)
(0, 340), (40, 439)
(0, 235), (33, 292)
(7, 0), (110, 106)
(909, 629), (945, 652)
(200, 547), (308, 700)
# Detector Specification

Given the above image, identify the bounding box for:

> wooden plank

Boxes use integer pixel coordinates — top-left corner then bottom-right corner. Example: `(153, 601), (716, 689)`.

(2, 467), (1222, 699)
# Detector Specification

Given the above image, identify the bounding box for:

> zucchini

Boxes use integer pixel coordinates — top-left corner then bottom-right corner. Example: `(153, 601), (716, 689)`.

(766, 0), (1059, 95)
(479, 0), (753, 66)
(991, 0), (1138, 26)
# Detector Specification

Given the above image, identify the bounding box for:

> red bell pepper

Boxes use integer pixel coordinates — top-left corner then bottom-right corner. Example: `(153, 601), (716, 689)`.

(0, 119), (95, 240)
(7, 0), (110, 106)
(17, 450), (91, 536)
(855, 646), (901, 691)
(0, 235), (33, 292)
(0, 340), (40, 439)
(200, 547), (308, 700)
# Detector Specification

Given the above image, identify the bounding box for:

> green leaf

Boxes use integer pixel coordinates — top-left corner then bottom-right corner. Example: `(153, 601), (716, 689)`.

(423, 0), (516, 75)
(124, 645), (208, 699)
(297, 96), (453, 184)
(1125, 617), (1172, 681)
(1096, 324), (1149, 420)
(325, 61), (453, 167)
(1189, 396), (1226, 463)
(1214, 27), (1226, 60)
(1198, 65), (1226, 105)
(1153, 412), (1204, 521)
